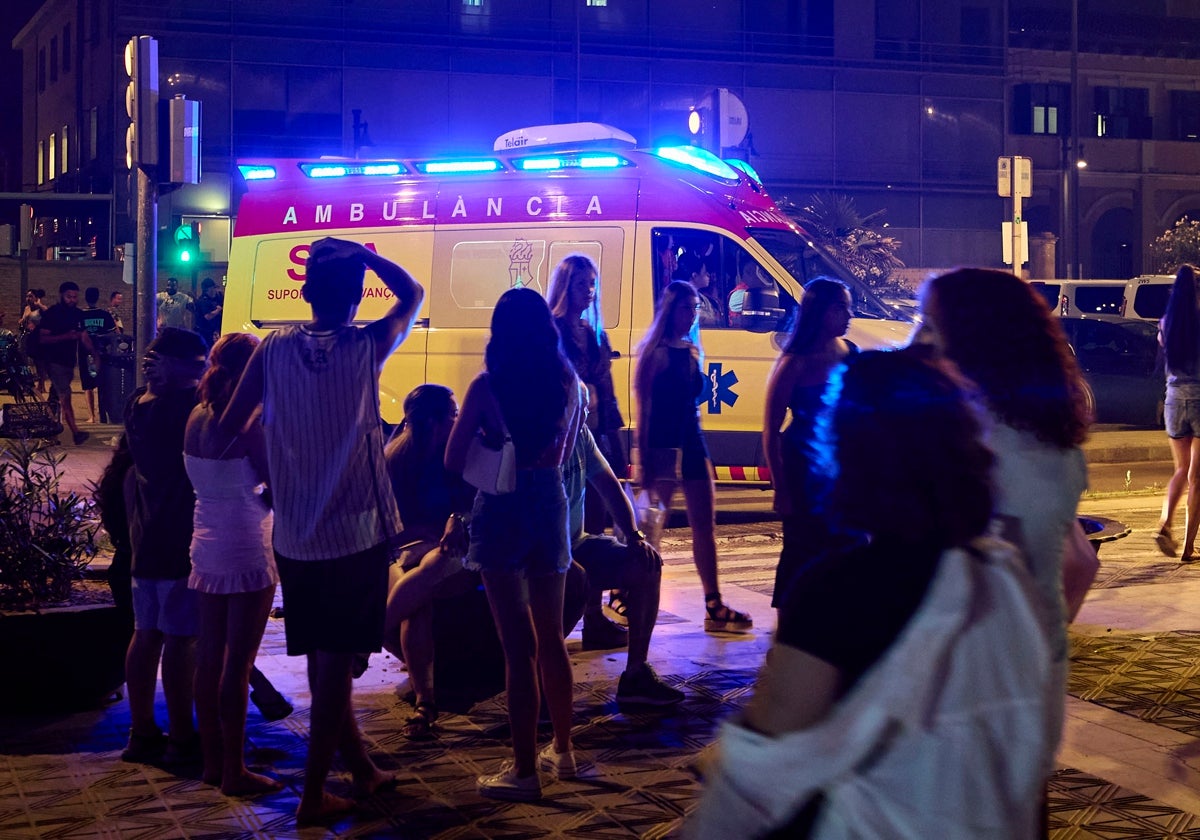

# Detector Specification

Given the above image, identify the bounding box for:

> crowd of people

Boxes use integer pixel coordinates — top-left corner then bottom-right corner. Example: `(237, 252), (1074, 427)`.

(88, 234), (1169, 833)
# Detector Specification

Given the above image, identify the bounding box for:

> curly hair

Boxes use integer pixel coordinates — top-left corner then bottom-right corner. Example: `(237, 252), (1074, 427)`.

(1162, 264), (1200, 377)
(486, 287), (575, 460)
(197, 332), (259, 415)
(920, 268), (1090, 448)
(829, 349), (994, 547)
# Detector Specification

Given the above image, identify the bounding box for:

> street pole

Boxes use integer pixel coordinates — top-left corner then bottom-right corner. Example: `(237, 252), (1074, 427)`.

(134, 165), (156, 385)
(1070, 0), (1081, 278)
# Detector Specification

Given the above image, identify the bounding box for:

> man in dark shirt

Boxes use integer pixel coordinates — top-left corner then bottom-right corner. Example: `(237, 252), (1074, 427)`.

(121, 327), (208, 766)
(79, 287), (117, 424)
(38, 281), (96, 445)
(194, 277), (224, 347)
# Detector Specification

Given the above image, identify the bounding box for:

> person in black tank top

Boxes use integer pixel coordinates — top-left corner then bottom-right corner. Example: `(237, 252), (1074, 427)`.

(762, 278), (857, 611)
(635, 280), (752, 633)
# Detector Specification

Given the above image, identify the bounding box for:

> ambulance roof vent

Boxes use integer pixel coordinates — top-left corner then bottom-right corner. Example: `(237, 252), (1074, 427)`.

(494, 123), (637, 153)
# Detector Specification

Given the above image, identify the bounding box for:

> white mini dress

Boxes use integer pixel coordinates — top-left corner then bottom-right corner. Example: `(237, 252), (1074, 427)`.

(184, 454), (277, 594)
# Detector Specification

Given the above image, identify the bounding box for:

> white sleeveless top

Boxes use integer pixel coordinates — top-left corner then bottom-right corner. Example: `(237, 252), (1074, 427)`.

(184, 454), (277, 594)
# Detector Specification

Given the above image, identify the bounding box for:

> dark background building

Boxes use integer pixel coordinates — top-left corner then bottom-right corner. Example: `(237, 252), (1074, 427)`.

(5, 0), (1200, 291)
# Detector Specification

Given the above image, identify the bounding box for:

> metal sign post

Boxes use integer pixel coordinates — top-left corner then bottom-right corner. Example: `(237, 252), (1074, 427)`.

(998, 155), (1032, 273)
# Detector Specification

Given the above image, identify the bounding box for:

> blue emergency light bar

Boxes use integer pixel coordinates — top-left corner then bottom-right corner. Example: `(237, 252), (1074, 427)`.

(298, 161), (409, 178)
(725, 158), (762, 184)
(652, 145), (739, 182)
(418, 159), (502, 174)
(237, 164), (277, 181)
(515, 154), (628, 172)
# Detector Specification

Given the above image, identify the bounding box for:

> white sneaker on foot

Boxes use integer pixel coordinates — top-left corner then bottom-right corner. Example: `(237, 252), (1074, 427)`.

(477, 761), (541, 801)
(537, 743), (578, 779)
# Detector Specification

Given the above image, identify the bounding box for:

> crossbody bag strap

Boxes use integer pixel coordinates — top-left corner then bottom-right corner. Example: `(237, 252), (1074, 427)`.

(482, 373), (512, 442)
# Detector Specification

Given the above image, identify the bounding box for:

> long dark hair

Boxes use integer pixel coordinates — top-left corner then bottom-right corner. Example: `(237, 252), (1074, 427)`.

(197, 333), (259, 415)
(785, 277), (850, 355)
(386, 383), (455, 466)
(829, 349), (993, 547)
(486, 288), (575, 459)
(1163, 264), (1200, 376)
(920, 268), (1090, 448)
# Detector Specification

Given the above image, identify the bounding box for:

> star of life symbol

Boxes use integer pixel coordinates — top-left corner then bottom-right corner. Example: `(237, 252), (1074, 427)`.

(704, 362), (738, 414)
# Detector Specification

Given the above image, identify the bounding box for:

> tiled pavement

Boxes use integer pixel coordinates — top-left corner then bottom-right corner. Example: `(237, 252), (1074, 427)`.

(5, 424), (1200, 836)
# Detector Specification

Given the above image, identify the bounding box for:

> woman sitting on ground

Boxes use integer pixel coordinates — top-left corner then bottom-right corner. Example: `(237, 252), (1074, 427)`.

(382, 384), (473, 739)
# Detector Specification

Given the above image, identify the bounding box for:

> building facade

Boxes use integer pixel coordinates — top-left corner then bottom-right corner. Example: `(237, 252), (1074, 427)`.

(10, 0), (1200, 282)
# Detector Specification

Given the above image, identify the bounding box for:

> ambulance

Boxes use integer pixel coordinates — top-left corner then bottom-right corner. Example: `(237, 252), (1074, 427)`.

(224, 122), (913, 482)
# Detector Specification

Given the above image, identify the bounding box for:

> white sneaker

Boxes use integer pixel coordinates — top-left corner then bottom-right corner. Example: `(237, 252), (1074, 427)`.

(537, 743), (578, 779)
(477, 761), (541, 801)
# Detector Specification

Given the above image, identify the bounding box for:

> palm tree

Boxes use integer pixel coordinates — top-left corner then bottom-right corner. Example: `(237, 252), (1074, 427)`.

(779, 192), (906, 292)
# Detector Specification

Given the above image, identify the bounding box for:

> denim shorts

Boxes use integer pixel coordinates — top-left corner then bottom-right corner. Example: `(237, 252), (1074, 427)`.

(1166, 398), (1200, 439)
(464, 467), (570, 577)
(132, 576), (198, 635)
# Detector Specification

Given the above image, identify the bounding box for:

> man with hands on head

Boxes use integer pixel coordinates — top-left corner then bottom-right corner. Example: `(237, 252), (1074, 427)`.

(218, 237), (424, 825)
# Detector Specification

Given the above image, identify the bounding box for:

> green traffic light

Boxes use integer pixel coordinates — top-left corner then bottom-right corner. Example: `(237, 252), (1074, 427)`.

(179, 249), (192, 263)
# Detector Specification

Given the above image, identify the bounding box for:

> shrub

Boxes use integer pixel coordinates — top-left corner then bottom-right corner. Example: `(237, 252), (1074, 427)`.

(0, 437), (99, 610)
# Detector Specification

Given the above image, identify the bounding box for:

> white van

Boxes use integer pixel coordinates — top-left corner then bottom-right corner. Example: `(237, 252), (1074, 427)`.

(1123, 274), (1175, 322)
(1029, 279), (1129, 319)
(223, 123), (913, 481)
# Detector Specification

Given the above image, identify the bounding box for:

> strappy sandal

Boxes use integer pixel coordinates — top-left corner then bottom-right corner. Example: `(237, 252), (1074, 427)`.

(605, 590), (630, 627)
(704, 594), (753, 634)
(403, 702), (438, 740)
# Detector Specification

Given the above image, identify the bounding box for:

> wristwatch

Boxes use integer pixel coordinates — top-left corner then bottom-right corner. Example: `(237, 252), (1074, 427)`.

(629, 529), (648, 543)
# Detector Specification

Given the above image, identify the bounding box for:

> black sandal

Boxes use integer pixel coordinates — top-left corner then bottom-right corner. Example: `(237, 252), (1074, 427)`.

(403, 702), (438, 740)
(704, 594), (753, 634)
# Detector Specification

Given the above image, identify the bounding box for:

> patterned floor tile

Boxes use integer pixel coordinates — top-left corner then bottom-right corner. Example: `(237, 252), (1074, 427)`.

(1068, 630), (1200, 737)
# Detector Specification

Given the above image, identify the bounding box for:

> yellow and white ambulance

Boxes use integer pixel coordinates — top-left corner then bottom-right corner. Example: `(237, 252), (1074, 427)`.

(224, 123), (913, 481)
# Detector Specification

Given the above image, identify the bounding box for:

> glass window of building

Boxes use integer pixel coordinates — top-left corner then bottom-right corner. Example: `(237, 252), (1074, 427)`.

(1093, 86), (1152, 139)
(48, 134), (56, 180)
(1171, 90), (1200, 141)
(61, 127), (68, 174)
(50, 37), (57, 83)
(1012, 83), (1068, 135)
(89, 108), (98, 160)
(586, 0), (607, 5)
(37, 141), (44, 186)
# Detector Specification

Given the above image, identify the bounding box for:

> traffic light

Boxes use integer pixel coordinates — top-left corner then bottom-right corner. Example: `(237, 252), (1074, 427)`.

(123, 35), (159, 169)
(173, 222), (197, 264)
(161, 95), (201, 185)
(687, 88), (749, 158)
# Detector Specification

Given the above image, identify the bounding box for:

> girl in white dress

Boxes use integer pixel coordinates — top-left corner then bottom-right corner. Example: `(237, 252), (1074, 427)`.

(184, 333), (281, 796)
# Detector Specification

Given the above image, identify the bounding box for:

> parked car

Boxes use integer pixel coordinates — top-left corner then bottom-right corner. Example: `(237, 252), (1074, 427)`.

(1058, 316), (1163, 426)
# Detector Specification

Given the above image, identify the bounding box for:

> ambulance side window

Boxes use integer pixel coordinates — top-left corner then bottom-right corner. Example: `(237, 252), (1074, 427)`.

(652, 227), (788, 333)
(653, 228), (727, 329)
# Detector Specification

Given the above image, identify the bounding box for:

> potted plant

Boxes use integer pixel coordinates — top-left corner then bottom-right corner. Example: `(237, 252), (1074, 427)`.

(0, 435), (128, 713)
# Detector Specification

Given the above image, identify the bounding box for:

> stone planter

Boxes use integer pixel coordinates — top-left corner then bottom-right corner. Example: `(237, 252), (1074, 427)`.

(0, 597), (131, 714)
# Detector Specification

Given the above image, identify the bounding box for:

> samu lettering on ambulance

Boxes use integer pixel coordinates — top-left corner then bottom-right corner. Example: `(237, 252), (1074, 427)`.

(278, 194), (604, 226)
(285, 241), (383, 282)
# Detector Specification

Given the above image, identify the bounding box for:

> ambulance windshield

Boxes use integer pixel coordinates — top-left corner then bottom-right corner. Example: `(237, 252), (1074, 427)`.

(750, 228), (908, 323)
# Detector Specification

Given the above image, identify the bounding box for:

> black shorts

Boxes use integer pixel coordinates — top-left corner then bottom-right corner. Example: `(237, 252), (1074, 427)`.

(275, 542), (391, 656)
